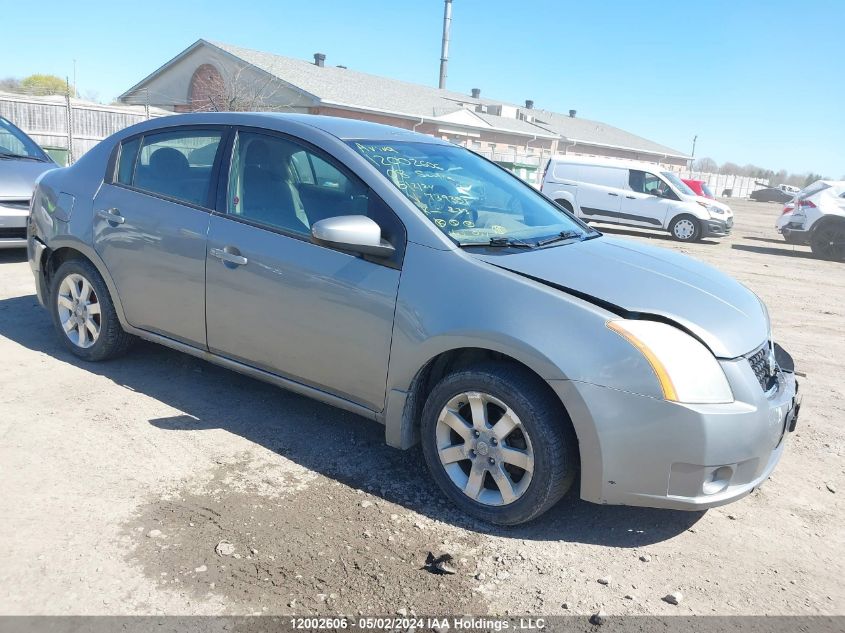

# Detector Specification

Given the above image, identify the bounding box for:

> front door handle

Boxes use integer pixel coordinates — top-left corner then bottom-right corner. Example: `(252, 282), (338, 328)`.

(97, 208), (125, 224)
(210, 247), (248, 266)
(607, 192), (619, 196)
(625, 195), (636, 199)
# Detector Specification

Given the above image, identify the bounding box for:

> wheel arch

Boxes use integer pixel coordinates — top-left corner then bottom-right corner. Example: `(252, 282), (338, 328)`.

(383, 344), (579, 454)
(41, 239), (129, 328)
(552, 192), (577, 213)
(810, 212), (845, 235)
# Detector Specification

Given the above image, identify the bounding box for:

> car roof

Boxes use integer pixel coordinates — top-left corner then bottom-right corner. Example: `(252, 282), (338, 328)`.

(134, 112), (451, 145)
(547, 154), (669, 173)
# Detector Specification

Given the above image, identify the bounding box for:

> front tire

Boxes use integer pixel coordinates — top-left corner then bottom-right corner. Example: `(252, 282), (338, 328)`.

(420, 363), (577, 525)
(50, 258), (135, 361)
(669, 214), (702, 241)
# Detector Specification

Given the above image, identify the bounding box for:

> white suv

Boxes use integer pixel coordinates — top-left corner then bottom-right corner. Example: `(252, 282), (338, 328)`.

(776, 180), (845, 261)
(541, 155), (733, 241)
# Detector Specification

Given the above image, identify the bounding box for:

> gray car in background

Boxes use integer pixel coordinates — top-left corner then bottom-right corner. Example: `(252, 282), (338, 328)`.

(0, 116), (56, 248)
(27, 113), (800, 525)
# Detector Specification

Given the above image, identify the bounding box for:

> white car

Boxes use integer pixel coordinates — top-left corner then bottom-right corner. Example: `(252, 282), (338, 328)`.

(776, 180), (845, 260)
(541, 155), (733, 241)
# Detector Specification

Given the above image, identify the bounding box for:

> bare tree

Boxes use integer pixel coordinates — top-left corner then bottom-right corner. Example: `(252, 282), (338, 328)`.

(692, 157), (718, 173)
(0, 77), (21, 92)
(189, 64), (294, 112)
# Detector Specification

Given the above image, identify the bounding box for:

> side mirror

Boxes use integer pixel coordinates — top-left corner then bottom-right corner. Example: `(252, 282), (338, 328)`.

(311, 215), (395, 258)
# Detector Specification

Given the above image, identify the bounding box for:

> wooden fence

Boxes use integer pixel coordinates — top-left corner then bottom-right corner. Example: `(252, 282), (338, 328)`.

(0, 91), (168, 165)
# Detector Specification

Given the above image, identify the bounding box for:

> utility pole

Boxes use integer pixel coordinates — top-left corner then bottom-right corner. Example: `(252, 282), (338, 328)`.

(439, 0), (453, 89)
(690, 134), (697, 171)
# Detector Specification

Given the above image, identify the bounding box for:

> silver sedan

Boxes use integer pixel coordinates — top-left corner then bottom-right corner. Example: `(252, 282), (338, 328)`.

(27, 113), (800, 525)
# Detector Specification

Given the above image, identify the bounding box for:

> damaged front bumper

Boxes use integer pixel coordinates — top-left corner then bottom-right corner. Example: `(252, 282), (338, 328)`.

(550, 343), (800, 511)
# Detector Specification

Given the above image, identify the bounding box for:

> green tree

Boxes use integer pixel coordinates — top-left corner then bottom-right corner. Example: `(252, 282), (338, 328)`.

(20, 74), (75, 96)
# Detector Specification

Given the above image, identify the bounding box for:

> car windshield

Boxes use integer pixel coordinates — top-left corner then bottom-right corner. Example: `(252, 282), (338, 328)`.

(348, 140), (592, 245)
(0, 117), (47, 160)
(661, 171), (696, 196)
(701, 183), (714, 197)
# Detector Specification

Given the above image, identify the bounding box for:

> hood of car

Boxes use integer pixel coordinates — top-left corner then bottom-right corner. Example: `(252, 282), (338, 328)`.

(0, 160), (55, 200)
(475, 236), (767, 359)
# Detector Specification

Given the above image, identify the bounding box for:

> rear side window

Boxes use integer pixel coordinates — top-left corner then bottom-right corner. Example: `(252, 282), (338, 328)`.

(116, 137), (140, 185)
(117, 129), (223, 207)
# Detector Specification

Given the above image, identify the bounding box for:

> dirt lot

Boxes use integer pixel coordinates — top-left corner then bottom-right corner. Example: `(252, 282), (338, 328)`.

(0, 198), (842, 618)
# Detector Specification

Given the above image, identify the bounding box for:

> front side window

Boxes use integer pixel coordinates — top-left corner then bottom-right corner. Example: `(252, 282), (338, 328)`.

(227, 132), (404, 249)
(348, 141), (590, 245)
(629, 169), (669, 196)
(122, 129), (223, 207)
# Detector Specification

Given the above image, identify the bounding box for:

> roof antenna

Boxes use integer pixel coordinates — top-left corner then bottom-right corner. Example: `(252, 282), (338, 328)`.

(438, 0), (452, 89)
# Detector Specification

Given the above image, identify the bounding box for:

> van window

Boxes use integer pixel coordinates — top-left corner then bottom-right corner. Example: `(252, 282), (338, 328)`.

(628, 170), (667, 195)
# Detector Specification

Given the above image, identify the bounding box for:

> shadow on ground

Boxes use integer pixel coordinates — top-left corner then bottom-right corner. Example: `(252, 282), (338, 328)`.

(0, 291), (703, 545)
(731, 244), (817, 259)
(592, 225), (720, 245)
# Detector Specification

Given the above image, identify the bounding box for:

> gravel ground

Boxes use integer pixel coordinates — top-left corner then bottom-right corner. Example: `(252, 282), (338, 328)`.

(0, 198), (842, 618)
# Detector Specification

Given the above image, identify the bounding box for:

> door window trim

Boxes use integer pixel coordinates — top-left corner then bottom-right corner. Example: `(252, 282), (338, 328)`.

(212, 125), (407, 269)
(105, 124), (232, 212)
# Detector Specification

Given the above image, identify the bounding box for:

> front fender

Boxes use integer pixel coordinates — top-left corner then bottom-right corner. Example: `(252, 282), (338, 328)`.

(383, 242), (664, 447)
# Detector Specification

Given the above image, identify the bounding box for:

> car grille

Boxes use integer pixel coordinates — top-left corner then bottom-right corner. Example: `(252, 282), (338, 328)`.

(747, 342), (778, 392)
(0, 199), (31, 211)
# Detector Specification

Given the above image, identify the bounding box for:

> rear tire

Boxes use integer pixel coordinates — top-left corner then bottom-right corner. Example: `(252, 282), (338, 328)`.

(420, 362), (577, 525)
(669, 214), (702, 241)
(50, 258), (135, 361)
(810, 221), (845, 261)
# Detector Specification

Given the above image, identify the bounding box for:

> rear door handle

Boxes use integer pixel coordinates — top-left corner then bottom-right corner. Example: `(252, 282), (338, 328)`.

(607, 192), (619, 196)
(97, 208), (125, 224)
(210, 247), (248, 266)
(625, 195), (636, 199)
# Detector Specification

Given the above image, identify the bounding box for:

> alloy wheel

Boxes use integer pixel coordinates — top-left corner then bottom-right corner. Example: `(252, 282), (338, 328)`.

(813, 226), (845, 261)
(435, 391), (534, 506)
(57, 273), (101, 348)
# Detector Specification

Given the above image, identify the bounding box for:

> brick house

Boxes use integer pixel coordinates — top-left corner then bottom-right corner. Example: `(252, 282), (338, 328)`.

(120, 39), (689, 184)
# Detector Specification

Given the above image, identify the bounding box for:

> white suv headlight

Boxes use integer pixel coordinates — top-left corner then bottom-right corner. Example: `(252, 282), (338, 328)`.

(708, 205), (725, 215)
(607, 320), (734, 404)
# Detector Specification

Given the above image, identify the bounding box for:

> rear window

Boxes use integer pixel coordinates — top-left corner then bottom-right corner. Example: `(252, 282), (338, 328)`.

(799, 181), (830, 199)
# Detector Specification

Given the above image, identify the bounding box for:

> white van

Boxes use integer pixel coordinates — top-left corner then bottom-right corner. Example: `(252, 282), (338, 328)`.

(540, 156), (733, 241)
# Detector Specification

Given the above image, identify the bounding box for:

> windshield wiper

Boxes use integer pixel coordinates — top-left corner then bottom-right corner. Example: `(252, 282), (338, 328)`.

(537, 230), (583, 247)
(0, 152), (45, 162)
(488, 236), (535, 248)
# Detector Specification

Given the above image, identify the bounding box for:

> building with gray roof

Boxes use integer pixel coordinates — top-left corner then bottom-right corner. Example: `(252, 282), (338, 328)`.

(120, 39), (689, 184)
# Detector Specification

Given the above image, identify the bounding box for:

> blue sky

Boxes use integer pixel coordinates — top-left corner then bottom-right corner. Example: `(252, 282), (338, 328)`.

(2, 0), (842, 176)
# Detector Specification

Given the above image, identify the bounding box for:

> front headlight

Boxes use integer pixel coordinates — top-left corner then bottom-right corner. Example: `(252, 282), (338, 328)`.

(708, 205), (725, 216)
(607, 320), (734, 404)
